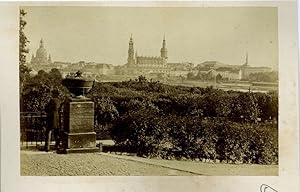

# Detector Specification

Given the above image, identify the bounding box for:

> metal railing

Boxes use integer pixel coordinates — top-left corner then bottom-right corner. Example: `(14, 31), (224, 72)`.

(20, 112), (48, 148)
(20, 111), (105, 149)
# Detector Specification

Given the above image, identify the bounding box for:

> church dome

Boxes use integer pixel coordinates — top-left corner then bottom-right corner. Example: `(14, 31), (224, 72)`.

(35, 38), (47, 59)
(36, 47), (47, 58)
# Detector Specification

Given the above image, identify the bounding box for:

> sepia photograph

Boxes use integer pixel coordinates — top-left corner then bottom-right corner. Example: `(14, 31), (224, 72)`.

(19, 6), (280, 176)
(19, 6), (278, 176)
(1, 1), (299, 192)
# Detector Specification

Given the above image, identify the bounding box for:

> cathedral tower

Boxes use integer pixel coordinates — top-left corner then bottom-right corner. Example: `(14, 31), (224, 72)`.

(127, 34), (135, 65)
(160, 35), (168, 59)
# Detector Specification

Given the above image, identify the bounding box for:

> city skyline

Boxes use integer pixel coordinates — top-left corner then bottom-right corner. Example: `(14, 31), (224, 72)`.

(23, 6), (278, 69)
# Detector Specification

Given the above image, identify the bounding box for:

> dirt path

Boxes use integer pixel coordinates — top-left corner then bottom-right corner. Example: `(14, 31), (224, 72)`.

(21, 151), (195, 176)
(21, 151), (278, 176)
(101, 153), (278, 176)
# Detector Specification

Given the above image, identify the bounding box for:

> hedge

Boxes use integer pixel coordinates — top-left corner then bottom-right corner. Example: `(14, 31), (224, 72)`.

(22, 72), (278, 164)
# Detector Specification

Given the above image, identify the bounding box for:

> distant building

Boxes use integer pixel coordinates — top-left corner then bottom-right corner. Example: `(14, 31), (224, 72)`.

(124, 35), (169, 76)
(29, 38), (56, 72)
(196, 61), (241, 71)
(60, 61), (115, 78)
(239, 66), (272, 80)
(81, 63), (115, 76)
(194, 61), (240, 80)
(200, 61), (224, 68)
(29, 38), (117, 78)
(167, 62), (194, 70)
(194, 54), (272, 81)
(211, 68), (240, 80)
(31, 38), (51, 66)
(52, 61), (71, 69)
(239, 54), (272, 80)
(167, 62), (194, 77)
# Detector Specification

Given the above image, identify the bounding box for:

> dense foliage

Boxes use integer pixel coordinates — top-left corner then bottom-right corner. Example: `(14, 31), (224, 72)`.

(187, 70), (278, 83)
(19, 9), (30, 71)
(249, 71), (278, 83)
(22, 69), (69, 112)
(19, 9), (31, 111)
(111, 114), (277, 164)
(22, 72), (278, 164)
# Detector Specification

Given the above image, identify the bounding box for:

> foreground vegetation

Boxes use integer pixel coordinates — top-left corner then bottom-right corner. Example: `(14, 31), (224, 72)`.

(21, 70), (278, 164)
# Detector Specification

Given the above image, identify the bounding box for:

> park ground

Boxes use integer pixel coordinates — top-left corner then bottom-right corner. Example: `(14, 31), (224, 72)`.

(21, 150), (278, 176)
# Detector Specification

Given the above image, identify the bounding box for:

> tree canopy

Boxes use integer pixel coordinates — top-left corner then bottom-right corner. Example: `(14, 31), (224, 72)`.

(19, 9), (31, 95)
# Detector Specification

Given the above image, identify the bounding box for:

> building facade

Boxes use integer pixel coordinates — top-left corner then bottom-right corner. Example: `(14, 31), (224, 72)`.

(125, 35), (169, 76)
(167, 62), (194, 77)
(239, 54), (272, 80)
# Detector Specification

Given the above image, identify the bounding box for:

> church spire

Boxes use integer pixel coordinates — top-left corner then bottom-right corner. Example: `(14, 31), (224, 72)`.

(160, 34), (168, 59)
(245, 52), (248, 66)
(127, 34), (135, 65)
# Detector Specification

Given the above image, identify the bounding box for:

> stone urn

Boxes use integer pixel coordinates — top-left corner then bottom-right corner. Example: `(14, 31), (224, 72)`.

(60, 71), (98, 153)
(62, 71), (95, 97)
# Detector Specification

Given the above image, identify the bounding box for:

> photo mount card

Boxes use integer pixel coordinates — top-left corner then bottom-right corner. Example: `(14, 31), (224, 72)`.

(0, 1), (299, 192)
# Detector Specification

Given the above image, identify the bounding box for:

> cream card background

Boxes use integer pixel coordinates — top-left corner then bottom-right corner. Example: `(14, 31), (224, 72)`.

(0, 1), (299, 192)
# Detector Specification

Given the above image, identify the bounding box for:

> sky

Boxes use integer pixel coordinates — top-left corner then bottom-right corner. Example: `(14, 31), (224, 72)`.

(23, 6), (278, 69)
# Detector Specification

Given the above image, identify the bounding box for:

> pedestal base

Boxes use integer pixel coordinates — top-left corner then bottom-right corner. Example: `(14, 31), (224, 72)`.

(63, 132), (97, 149)
(61, 98), (98, 153)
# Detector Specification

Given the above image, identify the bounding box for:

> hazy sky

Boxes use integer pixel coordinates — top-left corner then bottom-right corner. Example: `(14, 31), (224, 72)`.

(23, 6), (278, 69)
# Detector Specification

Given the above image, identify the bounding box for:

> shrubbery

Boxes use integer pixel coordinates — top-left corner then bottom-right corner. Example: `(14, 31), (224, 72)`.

(21, 69), (69, 112)
(22, 73), (278, 164)
(249, 71), (278, 82)
(111, 112), (278, 164)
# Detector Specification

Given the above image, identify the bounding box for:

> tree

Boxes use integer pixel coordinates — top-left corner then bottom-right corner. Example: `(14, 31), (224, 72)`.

(22, 69), (69, 112)
(137, 75), (148, 83)
(19, 9), (31, 79)
(249, 71), (278, 83)
(19, 9), (30, 66)
(216, 74), (222, 82)
(48, 68), (63, 85)
(20, 9), (31, 111)
(95, 97), (119, 126)
(231, 92), (261, 123)
(187, 72), (195, 80)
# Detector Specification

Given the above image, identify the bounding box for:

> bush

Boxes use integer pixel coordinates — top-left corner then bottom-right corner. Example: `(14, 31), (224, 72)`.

(22, 74), (278, 164)
(111, 114), (278, 164)
(22, 69), (69, 112)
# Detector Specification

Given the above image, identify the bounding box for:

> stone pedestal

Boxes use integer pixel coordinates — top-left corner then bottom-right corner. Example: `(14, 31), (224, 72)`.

(62, 97), (98, 153)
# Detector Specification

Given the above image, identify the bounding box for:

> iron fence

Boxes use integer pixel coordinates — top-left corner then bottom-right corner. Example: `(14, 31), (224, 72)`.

(20, 112), (47, 148)
(20, 111), (105, 149)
